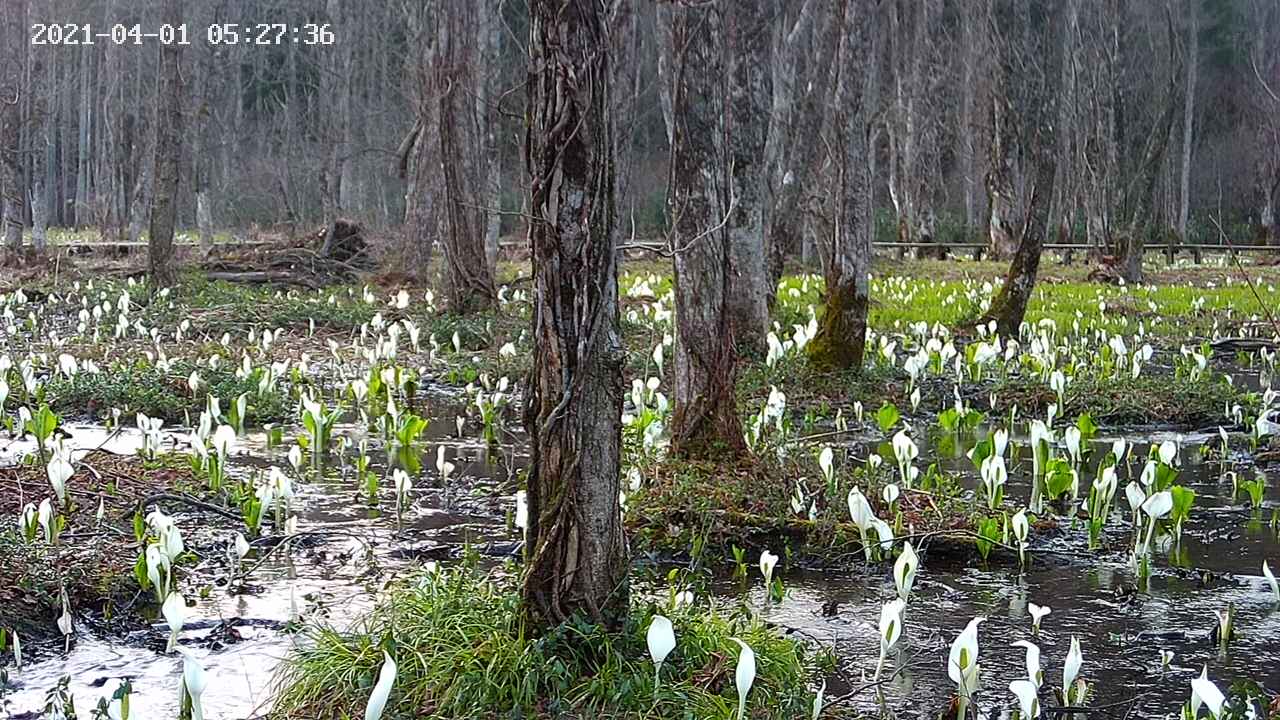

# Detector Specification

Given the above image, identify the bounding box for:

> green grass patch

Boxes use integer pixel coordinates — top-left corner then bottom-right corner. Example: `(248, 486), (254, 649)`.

(625, 453), (974, 564)
(271, 563), (832, 720)
(142, 275), (379, 335)
(46, 360), (291, 424)
(989, 369), (1251, 427)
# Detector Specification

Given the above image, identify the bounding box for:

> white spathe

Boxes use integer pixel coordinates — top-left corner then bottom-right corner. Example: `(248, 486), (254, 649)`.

(731, 638), (756, 720)
(894, 541), (918, 601)
(181, 650), (209, 720)
(1012, 639), (1042, 687)
(364, 650), (399, 720)
(162, 591), (187, 652)
(1189, 666), (1225, 719)
(647, 614), (676, 691)
(1009, 679), (1041, 719)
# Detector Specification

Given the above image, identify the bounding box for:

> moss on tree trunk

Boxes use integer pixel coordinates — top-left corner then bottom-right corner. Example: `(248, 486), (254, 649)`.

(807, 279), (868, 372)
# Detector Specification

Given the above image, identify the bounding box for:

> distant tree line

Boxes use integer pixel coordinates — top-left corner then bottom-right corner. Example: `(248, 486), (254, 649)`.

(4, 0), (1279, 640)
(0, 0), (1277, 293)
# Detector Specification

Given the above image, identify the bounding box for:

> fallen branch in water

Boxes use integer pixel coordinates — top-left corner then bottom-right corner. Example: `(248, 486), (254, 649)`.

(131, 492), (244, 523)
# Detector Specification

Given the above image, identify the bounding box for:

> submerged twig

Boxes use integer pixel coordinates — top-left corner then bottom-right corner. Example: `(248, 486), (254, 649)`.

(132, 492), (244, 523)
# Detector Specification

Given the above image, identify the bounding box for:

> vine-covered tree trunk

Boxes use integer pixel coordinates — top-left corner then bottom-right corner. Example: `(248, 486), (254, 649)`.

(724, 0), (771, 354)
(663, 2), (747, 459)
(521, 0), (628, 631)
(0, 0), (25, 253)
(148, 0), (183, 289)
(808, 0), (873, 372)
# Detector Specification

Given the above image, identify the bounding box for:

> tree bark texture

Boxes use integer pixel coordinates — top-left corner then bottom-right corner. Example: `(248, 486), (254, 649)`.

(723, 0), (771, 354)
(808, 0), (874, 372)
(521, 0), (628, 631)
(1177, 0), (1197, 244)
(764, 0), (842, 292)
(0, 0), (26, 252)
(148, 0), (183, 289)
(662, 2), (747, 459)
(981, 0), (1060, 335)
(1117, 23), (1182, 284)
(437, 2), (497, 313)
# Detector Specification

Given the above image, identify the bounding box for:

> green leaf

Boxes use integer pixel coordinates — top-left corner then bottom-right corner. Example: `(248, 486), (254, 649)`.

(876, 403), (900, 434)
(1075, 413), (1098, 441)
(1170, 485), (1196, 521)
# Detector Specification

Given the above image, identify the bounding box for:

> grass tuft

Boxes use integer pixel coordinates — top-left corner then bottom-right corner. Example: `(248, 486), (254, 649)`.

(271, 563), (832, 719)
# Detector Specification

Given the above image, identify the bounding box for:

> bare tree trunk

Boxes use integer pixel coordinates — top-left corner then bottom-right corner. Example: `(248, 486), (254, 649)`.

(127, 158), (153, 245)
(808, 0), (874, 372)
(960, 1), (980, 242)
(75, 48), (91, 229)
(434, 3), (497, 312)
(478, 0), (502, 272)
(401, 5), (440, 280)
(148, 0), (183, 289)
(0, 0), (25, 253)
(981, 0), (1061, 334)
(30, 33), (49, 254)
(521, 0), (628, 631)
(1177, 0), (1197, 245)
(1118, 70), (1181, 283)
(319, 0), (349, 257)
(1264, 183), (1279, 247)
(724, 0), (770, 354)
(196, 191), (213, 252)
(985, 160), (1054, 336)
(986, 97), (1019, 260)
(764, 0), (841, 293)
(661, 1), (747, 459)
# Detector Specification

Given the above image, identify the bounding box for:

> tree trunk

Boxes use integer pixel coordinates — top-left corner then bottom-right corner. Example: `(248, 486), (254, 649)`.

(662, 2), (747, 459)
(986, 98), (1019, 261)
(959, 1), (980, 241)
(1177, 0), (1197, 245)
(765, 0), (841, 293)
(808, 0), (873, 372)
(980, 0), (1061, 333)
(0, 0), (25, 253)
(31, 42), (49, 254)
(723, 0), (771, 354)
(148, 0), (183, 290)
(984, 159), (1054, 336)
(75, 48), (91, 229)
(1119, 77), (1181, 283)
(319, 0), (348, 257)
(436, 3), (497, 313)
(521, 0), (628, 631)
(196, 190), (213, 253)
(402, 5), (440, 281)
(127, 158), (153, 245)
(478, 0), (502, 273)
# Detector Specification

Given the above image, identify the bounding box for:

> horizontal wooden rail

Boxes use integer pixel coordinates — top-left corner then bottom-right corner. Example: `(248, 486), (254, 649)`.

(872, 241), (1280, 252)
(51, 239), (273, 248)
(604, 239), (1280, 254)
